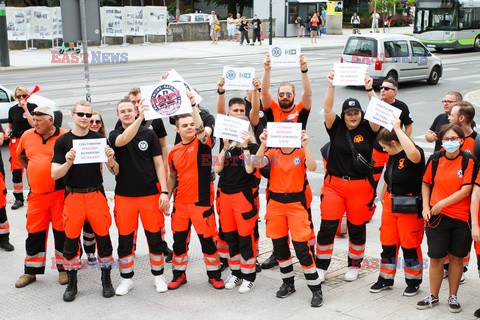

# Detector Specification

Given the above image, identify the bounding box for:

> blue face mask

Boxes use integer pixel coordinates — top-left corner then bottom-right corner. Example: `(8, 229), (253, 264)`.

(442, 140), (460, 153)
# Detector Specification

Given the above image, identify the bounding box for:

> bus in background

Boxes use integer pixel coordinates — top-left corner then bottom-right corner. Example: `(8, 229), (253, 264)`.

(413, 0), (480, 52)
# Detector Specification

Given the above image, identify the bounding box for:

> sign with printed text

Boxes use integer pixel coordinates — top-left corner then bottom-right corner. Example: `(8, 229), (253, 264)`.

(141, 81), (193, 120)
(266, 122), (302, 148)
(332, 63), (368, 86)
(223, 66), (255, 91)
(364, 97), (402, 131)
(165, 69), (202, 105)
(72, 138), (107, 164)
(214, 114), (251, 143)
(269, 44), (300, 68)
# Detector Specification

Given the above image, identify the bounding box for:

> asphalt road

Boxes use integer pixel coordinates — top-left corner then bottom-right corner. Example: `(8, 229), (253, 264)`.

(1, 48), (480, 192)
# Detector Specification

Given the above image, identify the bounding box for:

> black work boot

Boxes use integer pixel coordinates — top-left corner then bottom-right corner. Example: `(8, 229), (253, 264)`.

(63, 270), (78, 302)
(101, 268), (115, 298)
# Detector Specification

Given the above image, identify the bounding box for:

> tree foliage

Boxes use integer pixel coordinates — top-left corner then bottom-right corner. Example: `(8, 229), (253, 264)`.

(369, 0), (398, 13)
(205, 0), (253, 16)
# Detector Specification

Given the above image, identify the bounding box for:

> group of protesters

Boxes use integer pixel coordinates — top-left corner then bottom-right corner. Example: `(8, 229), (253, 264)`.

(1, 53), (479, 316)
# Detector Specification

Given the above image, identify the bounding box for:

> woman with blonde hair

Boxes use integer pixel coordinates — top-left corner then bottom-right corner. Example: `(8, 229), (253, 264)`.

(310, 13), (319, 43)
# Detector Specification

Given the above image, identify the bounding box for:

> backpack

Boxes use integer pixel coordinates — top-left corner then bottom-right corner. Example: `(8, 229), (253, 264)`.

(428, 150), (476, 189)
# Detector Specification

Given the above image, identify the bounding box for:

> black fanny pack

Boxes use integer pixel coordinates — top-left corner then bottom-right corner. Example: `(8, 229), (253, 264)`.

(391, 194), (422, 215)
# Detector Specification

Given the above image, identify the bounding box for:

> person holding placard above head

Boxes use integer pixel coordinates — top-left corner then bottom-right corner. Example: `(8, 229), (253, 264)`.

(214, 117), (259, 293)
(254, 127), (323, 307)
(369, 118), (425, 297)
(166, 92), (224, 291)
(365, 76), (413, 202)
(51, 100), (119, 302)
(110, 98), (170, 296)
(316, 71), (380, 283)
(260, 52), (313, 269)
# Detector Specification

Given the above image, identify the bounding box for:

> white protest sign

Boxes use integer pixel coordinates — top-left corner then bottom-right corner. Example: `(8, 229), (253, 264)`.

(364, 97), (402, 131)
(269, 44), (300, 68)
(223, 66), (255, 91)
(141, 81), (193, 120)
(332, 63), (368, 86)
(72, 138), (107, 164)
(166, 69), (202, 105)
(266, 122), (302, 148)
(214, 114), (251, 143)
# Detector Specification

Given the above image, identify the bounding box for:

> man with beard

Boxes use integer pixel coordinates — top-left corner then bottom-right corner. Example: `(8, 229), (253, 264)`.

(261, 53), (312, 129)
(259, 52), (313, 269)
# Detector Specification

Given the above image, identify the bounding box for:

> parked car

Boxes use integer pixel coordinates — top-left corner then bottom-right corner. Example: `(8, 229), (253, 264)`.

(341, 33), (443, 85)
(168, 14), (177, 23)
(0, 85), (63, 126)
(177, 13), (210, 23)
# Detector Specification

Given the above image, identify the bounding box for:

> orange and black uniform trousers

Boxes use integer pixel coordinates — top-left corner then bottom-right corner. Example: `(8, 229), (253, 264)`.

(171, 201), (221, 280)
(114, 194), (165, 278)
(0, 172), (10, 242)
(376, 192), (423, 287)
(62, 188), (114, 270)
(266, 192), (322, 292)
(24, 190), (66, 274)
(9, 138), (24, 202)
(372, 148), (389, 192)
(317, 175), (375, 270)
(217, 188), (258, 282)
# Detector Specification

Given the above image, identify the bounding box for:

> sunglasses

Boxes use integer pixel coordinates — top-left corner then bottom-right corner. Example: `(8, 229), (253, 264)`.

(442, 100), (457, 104)
(278, 92), (293, 98)
(32, 111), (51, 117)
(379, 86), (396, 91)
(73, 112), (93, 118)
(90, 119), (101, 125)
(17, 94), (27, 99)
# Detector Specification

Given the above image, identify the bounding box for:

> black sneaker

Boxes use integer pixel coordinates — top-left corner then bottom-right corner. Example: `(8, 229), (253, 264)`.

(255, 260), (261, 273)
(0, 239), (14, 252)
(276, 282), (295, 298)
(369, 281), (391, 293)
(403, 285), (420, 297)
(311, 290), (323, 307)
(164, 246), (173, 263)
(261, 252), (279, 269)
(220, 258), (229, 272)
(11, 200), (24, 210)
(448, 294), (462, 313)
(416, 294), (439, 310)
(474, 307), (480, 318)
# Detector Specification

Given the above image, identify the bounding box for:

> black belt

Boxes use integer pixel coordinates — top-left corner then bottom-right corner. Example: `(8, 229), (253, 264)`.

(334, 175), (366, 181)
(66, 185), (102, 194)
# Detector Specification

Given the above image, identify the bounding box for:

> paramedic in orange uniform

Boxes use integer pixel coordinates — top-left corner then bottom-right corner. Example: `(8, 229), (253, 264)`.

(255, 128), (323, 307)
(316, 71), (380, 283)
(166, 93), (224, 290)
(215, 119), (258, 293)
(417, 124), (475, 313)
(0, 124), (14, 252)
(369, 118), (425, 297)
(15, 106), (68, 288)
(52, 100), (118, 302)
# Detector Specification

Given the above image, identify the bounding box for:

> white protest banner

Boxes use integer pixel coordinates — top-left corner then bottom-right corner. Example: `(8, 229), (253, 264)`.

(72, 138), (107, 164)
(141, 81), (193, 120)
(269, 44), (300, 68)
(332, 63), (368, 86)
(214, 114), (251, 143)
(223, 66), (255, 91)
(166, 69), (202, 105)
(364, 97), (402, 131)
(266, 122), (302, 148)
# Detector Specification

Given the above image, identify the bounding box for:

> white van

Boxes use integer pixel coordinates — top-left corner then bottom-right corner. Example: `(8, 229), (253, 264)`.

(341, 33), (443, 85)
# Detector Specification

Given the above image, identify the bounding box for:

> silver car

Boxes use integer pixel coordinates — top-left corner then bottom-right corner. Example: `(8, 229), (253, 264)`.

(341, 33), (443, 85)
(0, 85), (63, 126)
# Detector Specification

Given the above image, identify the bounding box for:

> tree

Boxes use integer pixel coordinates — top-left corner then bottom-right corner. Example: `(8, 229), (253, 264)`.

(205, 0), (253, 16)
(369, 0), (398, 14)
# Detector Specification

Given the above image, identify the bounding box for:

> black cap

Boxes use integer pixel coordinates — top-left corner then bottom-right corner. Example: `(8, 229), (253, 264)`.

(341, 98), (362, 114)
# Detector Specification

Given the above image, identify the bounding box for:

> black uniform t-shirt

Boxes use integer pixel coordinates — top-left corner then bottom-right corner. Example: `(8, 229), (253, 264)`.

(8, 102), (37, 138)
(374, 99), (413, 151)
(326, 115), (378, 178)
(384, 146), (425, 195)
(245, 99), (266, 143)
(429, 113), (476, 151)
(0, 124), (5, 173)
(52, 130), (105, 188)
(218, 143), (259, 193)
(109, 126), (161, 196)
